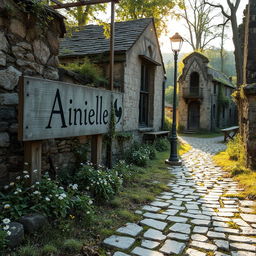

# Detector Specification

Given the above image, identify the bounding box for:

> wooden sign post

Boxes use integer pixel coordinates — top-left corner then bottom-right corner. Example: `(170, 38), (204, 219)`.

(18, 76), (123, 183)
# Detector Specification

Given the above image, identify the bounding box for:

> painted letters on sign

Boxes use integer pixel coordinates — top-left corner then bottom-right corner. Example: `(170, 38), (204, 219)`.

(19, 76), (123, 141)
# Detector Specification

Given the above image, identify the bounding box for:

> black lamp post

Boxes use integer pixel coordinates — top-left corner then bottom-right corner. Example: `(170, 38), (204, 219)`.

(165, 32), (183, 166)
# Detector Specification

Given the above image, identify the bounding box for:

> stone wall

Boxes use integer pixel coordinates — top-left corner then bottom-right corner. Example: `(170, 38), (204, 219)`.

(238, 0), (256, 170)
(0, 0), (84, 186)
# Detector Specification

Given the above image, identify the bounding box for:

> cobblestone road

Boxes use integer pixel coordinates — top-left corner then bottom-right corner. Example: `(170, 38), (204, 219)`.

(103, 137), (256, 256)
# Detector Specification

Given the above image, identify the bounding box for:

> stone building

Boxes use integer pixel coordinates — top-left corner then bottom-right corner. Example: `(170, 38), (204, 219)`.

(59, 18), (166, 134)
(178, 52), (237, 132)
(237, 0), (256, 170)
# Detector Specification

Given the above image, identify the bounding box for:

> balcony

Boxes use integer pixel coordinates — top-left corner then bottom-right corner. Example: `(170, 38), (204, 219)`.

(183, 87), (203, 101)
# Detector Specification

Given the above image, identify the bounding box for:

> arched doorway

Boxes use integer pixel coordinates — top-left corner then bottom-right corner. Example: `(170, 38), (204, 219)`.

(190, 72), (200, 95)
(188, 101), (200, 130)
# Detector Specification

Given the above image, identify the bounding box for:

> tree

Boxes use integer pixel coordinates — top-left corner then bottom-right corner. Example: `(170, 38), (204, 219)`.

(204, 0), (242, 86)
(116, 0), (182, 35)
(180, 0), (221, 51)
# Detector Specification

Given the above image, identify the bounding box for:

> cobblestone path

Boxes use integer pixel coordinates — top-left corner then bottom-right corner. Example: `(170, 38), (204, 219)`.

(103, 137), (256, 256)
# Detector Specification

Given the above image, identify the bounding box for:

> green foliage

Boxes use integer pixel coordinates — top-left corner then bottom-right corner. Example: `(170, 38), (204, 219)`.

(124, 142), (156, 167)
(73, 143), (90, 165)
(75, 164), (122, 202)
(226, 134), (246, 166)
(218, 85), (231, 107)
(164, 116), (172, 131)
(18, 245), (39, 256)
(61, 239), (83, 253)
(0, 171), (93, 221)
(112, 160), (144, 185)
(116, 0), (179, 35)
(62, 58), (107, 86)
(154, 138), (169, 152)
(0, 229), (7, 253)
(165, 86), (174, 105)
(41, 244), (58, 256)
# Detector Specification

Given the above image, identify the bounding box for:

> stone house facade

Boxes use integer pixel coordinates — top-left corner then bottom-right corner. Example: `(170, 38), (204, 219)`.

(178, 52), (237, 132)
(59, 18), (166, 135)
(237, 0), (256, 170)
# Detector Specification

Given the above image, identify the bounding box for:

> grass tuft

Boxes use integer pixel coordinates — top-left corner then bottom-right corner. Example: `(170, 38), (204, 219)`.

(61, 239), (83, 253)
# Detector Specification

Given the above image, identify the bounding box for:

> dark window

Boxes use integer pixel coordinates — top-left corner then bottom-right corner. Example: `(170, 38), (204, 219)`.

(190, 72), (199, 95)
(139, 64), (150, 126)
(214, 83), (217, 94)
(213, 104), (216, 119)
(222, 106), (225, 119)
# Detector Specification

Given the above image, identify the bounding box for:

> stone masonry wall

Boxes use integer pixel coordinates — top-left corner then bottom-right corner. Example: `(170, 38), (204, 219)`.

(239, 0), (256, 170)
(0, 0), (83, 186)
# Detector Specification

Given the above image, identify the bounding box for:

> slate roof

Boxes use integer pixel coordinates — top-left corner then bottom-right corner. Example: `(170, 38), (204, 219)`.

(59, 18), (153, 57)
(208, 67), (235, 88)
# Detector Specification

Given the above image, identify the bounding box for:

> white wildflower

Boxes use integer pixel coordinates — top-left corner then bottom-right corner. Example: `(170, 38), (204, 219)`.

(24, 175), (30, 179)
(2, 218), (10, 224)
(58, 196), (64, 200)
(4, 185), (9, 190)
(9, 182), (14, 186)
(60, 193), (66, 198)
(23, 170), (28, 174)
(7, 231), (11, 236)
(45, 197), (50, 202)
(4, 204), (11, 209)
(88, 200), (93, 205)
(33, 169), (38, 173)
(16, 176), (21, 180)
(3, 225), (9, 230)
(33, 191), (40, 195)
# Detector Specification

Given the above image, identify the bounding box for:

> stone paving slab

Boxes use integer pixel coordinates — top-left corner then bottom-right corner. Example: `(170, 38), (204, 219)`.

(101, 137), (256, 256)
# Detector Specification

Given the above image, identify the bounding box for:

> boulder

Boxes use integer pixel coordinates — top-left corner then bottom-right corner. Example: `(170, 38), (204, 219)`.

(0, 31), (9, 52)
(9, 19), (26, 38)
(7, 222), (24, 248)
(0, 50), (6, 66)
(0, 66), (21, 90)
(19, 214), (48, 233)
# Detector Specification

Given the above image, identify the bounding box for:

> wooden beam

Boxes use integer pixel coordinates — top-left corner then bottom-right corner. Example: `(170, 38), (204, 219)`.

(52, 0), (119, 9)
(91, 134), (103, 166)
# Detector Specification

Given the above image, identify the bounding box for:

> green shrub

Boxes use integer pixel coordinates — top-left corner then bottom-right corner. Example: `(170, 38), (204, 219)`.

(0, 172), (94, 221)
(163, 116), (172, 131)
(154, 138), (169, 152)
(62, 58), (107, 85)
(146, 144), (156, 160)
(226, 134), (246, 165)
(41, 244), (58, 256)
(75, 164), (122, 202)
(62, 239), (83, 253)
(0, 229), (7, 253)
(18, 245), (39, 256)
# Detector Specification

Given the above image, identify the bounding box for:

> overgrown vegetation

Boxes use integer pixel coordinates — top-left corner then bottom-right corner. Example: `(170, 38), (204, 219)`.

(213, 134), (256, 199)
(61, 58), (107, 86)
(1, 140), (191, 255)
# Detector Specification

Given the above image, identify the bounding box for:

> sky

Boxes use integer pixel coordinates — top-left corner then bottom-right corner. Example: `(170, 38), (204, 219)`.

(160, 0), (248, 54)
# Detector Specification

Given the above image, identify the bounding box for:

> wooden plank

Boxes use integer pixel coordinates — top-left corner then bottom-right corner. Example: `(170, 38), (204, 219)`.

(91, 134), (102, 165)
(52, 0), (119, 9)
(18, 77), (24, 141)
(24, 141), (42, 184)
(20, 76), (123, 141)
(221, 126), (239, 132)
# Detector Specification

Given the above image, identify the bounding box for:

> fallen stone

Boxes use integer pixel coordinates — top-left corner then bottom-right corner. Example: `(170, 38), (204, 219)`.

(160, 239), (186, 254)
(132, 247), (164, 256)
(116, 223), (143, 237)
(19, 214), (48, 233)
(7, 222), (24, 248)
(143, 228), (166, 241)
(103, 235), (135, 250)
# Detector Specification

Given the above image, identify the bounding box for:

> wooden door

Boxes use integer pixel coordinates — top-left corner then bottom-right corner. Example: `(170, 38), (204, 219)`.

(188, 102), (200, 130)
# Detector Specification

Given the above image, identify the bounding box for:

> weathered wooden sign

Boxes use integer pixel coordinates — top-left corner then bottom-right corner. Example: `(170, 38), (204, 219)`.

(19, 76), (123, 141)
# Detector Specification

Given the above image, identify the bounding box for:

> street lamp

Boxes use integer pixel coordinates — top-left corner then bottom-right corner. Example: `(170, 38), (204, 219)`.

(165, 32), (183, 166)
